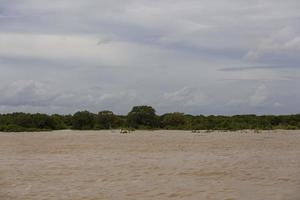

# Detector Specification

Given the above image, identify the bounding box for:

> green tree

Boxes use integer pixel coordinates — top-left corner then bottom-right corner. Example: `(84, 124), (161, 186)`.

(50, 114), (68, 129)
(96, 110), (121, 129)
(127, 105), (158, 129)
(13, 113), (34, 128)
(32, 113), (57, 130)
(161, 112), (186, 129)
(72, 111), (95, 130)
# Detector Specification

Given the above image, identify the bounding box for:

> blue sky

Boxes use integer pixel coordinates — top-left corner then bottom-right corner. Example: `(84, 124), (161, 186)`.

(0, 0), (300, 115)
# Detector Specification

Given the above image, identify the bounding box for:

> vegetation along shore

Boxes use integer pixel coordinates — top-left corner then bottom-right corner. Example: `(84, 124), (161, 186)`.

(0, 105), (300, 132)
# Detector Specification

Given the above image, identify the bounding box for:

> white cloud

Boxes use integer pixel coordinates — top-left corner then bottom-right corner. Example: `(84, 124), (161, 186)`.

(245, 26), (300, 60)
(274, 102), (283, 107)
(249, 84), (268, 106)
(163, 87), (208, 107)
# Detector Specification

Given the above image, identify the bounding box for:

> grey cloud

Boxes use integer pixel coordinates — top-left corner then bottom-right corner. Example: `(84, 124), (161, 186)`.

(0, 80), (58, 107)
(219, 65), (300, 72)
(0, 80), (141, 114)
(0, 0), (300, 114)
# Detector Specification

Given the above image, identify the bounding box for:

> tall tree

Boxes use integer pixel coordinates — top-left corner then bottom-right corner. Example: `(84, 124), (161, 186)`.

(96, 110), (122, 129)
(127, 105), (158, 129)
(72, 111), (95, 130)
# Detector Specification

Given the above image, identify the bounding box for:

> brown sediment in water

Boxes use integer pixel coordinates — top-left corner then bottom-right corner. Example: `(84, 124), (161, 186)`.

(0, 130), (300, 200)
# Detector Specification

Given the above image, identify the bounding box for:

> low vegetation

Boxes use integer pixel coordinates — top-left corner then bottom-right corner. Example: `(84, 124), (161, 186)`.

(0, 105), (300, 132)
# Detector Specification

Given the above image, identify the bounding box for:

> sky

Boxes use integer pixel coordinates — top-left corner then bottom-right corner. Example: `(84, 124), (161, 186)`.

(0, 0), (300, 115)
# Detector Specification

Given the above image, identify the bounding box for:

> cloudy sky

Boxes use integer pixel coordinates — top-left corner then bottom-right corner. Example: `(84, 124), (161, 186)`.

(0, 0), (300, 115)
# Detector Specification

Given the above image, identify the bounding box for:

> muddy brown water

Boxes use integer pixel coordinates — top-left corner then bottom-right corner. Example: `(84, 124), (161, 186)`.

(1, 130), (300, 200)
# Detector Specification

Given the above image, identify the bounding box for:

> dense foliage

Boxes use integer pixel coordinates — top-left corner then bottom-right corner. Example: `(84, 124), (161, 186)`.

(72, 111), (95, 130)
(126, 106), (158, 129)
(0, 105), (300, 132)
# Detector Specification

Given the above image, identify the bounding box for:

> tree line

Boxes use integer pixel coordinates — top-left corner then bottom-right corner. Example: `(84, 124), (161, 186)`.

(0, 105), (300, 132)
